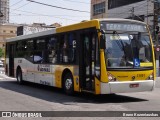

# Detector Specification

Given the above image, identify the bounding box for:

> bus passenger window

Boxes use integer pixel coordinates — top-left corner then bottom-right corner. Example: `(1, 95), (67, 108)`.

(48, 37), (57, 64)
(25, 40), (34, 62)
(56, 34), (77, 64)
(68, 33), (76, 63)
(34, 55), (42, 62)
(63, 35), (69, 63)
(34, 39), (45, 63)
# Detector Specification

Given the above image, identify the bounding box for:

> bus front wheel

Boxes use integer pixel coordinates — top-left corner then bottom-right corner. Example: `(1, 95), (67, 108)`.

(63, 73), (74, 95)
(17, 69), (23, 84)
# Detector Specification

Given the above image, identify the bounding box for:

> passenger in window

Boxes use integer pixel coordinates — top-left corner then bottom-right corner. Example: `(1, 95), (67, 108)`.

(63, 38), (69, 63)
(33, 55), (42, 63)
(70, 40), (76, 63)
(120, 56), (126, 66)
(42, 49), (49, 63)
(84, 37), (90, 75)
(68, 34), (76, 63)
(51, 49), (57, 63)
(48, 37), (57, 63)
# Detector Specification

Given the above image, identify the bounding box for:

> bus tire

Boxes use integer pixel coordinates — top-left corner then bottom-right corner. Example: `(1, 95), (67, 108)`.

(63, 72), (74, 95)
(17, 69), (23, 84)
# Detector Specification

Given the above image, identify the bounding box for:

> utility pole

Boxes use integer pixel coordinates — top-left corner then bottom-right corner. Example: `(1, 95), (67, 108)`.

(0, 0), (4, 17)
(154, 0), (160, 76)
(147, 0), (149, 24)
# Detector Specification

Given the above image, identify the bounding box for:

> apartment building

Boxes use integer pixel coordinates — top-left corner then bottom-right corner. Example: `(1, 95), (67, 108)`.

(0, 24), (17, 48)
(0, 0), (9, 24)
(91, 0), (154, 25)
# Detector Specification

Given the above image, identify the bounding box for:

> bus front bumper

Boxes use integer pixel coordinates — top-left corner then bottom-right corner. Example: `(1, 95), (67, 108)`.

(100, 80), (155, 94)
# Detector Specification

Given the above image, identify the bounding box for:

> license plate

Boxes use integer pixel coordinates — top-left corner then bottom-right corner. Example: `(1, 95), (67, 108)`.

(130, 83), (139, 88)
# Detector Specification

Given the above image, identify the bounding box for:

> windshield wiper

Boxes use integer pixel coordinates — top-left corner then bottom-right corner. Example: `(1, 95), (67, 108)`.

(112, 30), (125, 52)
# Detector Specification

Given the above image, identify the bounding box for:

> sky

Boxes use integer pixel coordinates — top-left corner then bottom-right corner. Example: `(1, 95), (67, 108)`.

(10, 0), (91, 26)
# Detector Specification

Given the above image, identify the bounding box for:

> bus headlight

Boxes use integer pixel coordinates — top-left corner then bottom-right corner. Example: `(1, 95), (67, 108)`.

(107, 72), (117, 82)
(147, 73), (154, 80)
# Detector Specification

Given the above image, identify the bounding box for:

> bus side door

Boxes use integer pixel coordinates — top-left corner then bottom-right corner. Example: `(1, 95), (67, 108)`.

(79, 29), (96, 91)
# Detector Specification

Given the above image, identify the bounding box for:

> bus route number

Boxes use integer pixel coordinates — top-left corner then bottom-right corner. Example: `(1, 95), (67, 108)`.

(137, 74), (145, 78)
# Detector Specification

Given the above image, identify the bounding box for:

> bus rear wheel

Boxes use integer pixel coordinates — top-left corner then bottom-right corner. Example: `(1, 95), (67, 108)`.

(63, 73), (74, 95)
(17, 69), (23, 84)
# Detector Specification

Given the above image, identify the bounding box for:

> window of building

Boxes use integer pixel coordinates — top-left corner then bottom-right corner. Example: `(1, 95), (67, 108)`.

(93, 2), (105, 15)
(10, 31), (14, 33)
(108, 0), (144, 9)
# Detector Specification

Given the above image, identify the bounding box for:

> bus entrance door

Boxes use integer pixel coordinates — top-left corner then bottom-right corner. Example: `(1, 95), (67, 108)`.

(8, 44), (15, 77)
(79, 32), (95, 91)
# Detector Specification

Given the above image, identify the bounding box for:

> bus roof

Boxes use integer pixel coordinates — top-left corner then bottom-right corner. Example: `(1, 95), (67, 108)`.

(6, 18), (147, 43)
(6, 28), (56, 43)
(6, 19), (100, 43)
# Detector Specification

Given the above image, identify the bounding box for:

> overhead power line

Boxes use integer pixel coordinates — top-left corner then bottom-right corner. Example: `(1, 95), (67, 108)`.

(2, 5), (90, 22)
(26, 0), (90, 13)
(9, 8), (87, 22)
(10, 12), (88, 18)
(13, 2), (30, 11)
(10, 0), (24, 7)
(62, 0), (90, 4)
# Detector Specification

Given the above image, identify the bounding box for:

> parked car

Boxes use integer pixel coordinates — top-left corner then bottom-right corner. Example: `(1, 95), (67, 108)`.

(0, 61), (4, 67)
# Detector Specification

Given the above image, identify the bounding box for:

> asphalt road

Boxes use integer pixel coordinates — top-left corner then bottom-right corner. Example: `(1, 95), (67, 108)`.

(0, 73), (160, 120)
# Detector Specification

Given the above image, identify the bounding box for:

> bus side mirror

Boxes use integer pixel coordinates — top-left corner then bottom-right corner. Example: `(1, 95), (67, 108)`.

(100, 35), (106, 49)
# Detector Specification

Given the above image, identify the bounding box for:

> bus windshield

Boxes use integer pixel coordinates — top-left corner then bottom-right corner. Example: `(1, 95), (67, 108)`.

(105, 31), (153, 68)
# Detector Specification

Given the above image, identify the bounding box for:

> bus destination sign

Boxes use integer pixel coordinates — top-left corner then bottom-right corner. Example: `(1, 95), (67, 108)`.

(102, 23), (147, 32)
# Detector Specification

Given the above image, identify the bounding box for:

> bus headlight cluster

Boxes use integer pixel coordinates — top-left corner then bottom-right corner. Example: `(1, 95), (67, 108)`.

(107, 72), (117, 82)
(147, 73), (154, 80)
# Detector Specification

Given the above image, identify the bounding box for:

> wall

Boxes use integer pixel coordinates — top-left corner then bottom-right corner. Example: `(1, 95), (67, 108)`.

(0, 24), (17, 48)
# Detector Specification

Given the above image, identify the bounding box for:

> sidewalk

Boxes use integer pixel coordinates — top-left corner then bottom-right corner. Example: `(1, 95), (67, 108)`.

(0, 66), (4, 74)
(156, 77), (160, 79)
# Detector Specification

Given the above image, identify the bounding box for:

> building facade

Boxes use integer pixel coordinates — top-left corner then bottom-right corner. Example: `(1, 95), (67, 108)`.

(0, 24), (17, 48)
(91, 0), (154, 25)
(17, 23), (61, 36)
(91, 0), (107, 19)
(0, 0), (9, 24)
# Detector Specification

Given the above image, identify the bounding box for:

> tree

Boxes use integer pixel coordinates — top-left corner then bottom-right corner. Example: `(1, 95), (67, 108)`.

(0, 48), (4, 58)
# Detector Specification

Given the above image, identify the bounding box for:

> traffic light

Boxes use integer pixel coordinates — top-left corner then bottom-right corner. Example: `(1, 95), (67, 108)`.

(156, 26), (159, 34)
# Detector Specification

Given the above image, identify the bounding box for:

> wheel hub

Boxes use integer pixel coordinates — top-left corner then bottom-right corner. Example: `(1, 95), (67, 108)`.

(65, 78), (72, 90)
